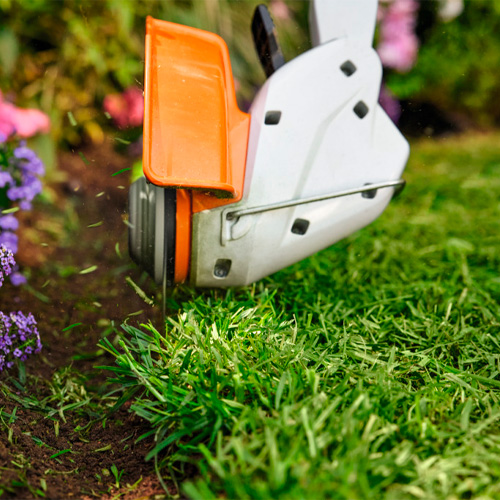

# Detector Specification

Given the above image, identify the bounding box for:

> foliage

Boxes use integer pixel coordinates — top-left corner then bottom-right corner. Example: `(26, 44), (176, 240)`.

(2, 0), (500, 137)
(103, 133), (500, 498)
(0, 0), (309, 145)
(387, 0), (500, 126)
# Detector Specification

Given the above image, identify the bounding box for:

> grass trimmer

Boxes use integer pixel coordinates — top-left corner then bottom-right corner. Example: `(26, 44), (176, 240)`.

(129, 0), (409, 295)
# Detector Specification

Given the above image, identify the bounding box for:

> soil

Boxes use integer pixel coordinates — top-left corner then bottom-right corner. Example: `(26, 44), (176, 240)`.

(0, 139), (174, 499)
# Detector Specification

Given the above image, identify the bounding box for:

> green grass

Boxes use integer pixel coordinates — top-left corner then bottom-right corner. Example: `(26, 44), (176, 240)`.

(102, 133), (500, 499)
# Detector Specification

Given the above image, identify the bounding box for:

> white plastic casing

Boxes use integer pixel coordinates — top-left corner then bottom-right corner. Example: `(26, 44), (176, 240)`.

(189, 0), (409, 287)
(309, 0), (378, 46)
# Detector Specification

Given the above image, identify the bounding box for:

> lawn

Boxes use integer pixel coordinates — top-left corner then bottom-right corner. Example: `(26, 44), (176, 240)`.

(1, 131), (499, 499)
(97, 132), (500, 499)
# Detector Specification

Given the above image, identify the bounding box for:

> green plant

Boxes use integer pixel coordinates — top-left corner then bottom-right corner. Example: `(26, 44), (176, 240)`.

(110, 463), (124, 490)
(0, 0), (309, 145)
(387, 0), (500, 126)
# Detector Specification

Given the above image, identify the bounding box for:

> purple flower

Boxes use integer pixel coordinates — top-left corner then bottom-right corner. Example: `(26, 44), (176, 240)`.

(0, 215), (19, 231)
(7, 175), (42, 205)
(0, 310), (41, 371)
(379, 85), (401, 123)
(9, 271), (26, 286)
(0, 232), (18, 254)
(0, 137), (45, 295)
(13, 146), (45, 176)
(0, 245), (15, 287)
(0, 171), (13, 188)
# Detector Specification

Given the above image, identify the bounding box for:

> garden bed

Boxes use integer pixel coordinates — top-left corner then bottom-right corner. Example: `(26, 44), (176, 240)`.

(0, 139), (168, 499)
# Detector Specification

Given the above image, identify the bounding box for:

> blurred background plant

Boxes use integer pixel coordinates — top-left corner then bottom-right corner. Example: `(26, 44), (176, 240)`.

(385, 0), (500, 130)
(376, 0), (420, 123)
(0, 0), (309, 151)
(1, 0), (498, 151)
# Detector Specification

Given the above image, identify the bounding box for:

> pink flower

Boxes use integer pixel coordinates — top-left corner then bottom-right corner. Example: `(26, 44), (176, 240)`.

(0, 91), (50, 139)
(103, 87), (144, 129)
(377, 0), (419, 72)
(233, 78), (241, 94)
(270, 0), (291, 21)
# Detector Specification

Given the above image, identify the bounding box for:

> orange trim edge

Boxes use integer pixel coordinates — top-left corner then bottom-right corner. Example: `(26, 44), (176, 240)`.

(174, 189), (192, 284)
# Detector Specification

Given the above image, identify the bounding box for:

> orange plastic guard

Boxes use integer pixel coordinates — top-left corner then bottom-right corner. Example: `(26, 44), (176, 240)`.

(143, 17), (250, 211)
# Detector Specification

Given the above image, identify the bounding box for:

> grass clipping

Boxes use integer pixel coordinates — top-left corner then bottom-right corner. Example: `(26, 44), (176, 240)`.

(102, 134), (500, 499)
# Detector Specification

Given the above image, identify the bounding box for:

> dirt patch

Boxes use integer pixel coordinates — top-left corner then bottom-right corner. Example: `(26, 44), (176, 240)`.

(0, 138), (171, 499)
(0, 399), (169, 499)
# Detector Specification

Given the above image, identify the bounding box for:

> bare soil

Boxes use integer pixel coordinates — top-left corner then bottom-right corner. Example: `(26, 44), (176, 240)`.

(0, 139), (172, 499)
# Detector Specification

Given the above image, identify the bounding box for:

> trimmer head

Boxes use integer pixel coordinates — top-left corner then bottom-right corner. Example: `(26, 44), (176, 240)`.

(128, 178), (176, 286)
(129, 0), (409, 289)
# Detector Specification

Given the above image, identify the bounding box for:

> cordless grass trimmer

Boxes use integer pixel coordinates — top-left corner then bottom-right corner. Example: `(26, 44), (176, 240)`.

(129, 0), (409, 294)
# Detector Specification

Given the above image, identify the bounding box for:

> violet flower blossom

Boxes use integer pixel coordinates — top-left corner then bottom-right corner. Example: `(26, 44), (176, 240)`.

(0, 249), (39, 371)
(379, 86), (402, 124)
(0, 311), (42, 371)
(0, 171), (13, 188)
(0, 95), (44, 370)
(0, 136), (45, 264)
(0, 245), (15, 287)
(9, 272), (26, 286)
(13, 146), (45, 176)
(0, 232), (18, 254)
(0, 215), (19, 231)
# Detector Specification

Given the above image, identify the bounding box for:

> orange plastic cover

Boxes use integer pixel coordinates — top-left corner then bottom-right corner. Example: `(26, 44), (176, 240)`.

(143, 17), (250, 210)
